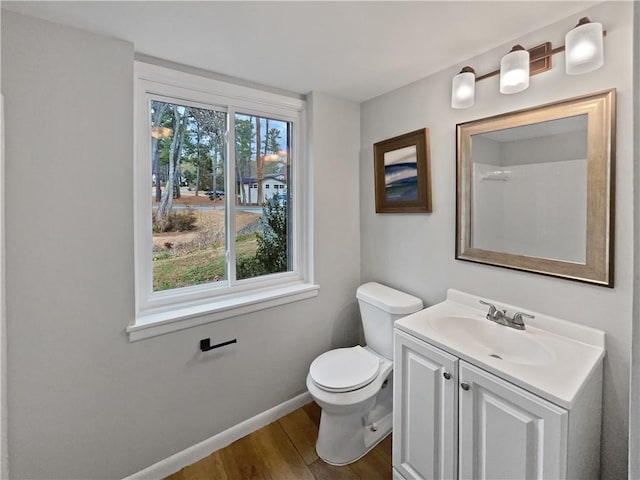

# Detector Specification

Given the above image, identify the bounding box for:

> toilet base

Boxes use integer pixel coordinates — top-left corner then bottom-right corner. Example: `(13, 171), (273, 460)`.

(315, 375), (393, 466)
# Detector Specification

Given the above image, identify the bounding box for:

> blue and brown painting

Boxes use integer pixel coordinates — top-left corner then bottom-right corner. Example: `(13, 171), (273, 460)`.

(384, 145), (418, 201)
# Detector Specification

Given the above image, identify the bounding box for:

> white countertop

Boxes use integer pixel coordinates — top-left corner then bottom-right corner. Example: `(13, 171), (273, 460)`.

(394, 289), (605, 409)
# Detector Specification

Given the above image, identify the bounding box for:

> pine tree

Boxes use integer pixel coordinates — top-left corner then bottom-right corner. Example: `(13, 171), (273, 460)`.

(255, 194), (288, 273)
(236, 193), (288, 279)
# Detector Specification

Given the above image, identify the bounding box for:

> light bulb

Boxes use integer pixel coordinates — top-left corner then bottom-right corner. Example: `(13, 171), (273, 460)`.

(500, 46), (530, 94)
(565, 18), (604, 75)
(451, 68), (475, 109)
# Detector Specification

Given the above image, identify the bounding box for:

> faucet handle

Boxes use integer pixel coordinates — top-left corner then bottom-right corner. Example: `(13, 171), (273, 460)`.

(479, 300), (497, 319)
(511, 312), (535, 330)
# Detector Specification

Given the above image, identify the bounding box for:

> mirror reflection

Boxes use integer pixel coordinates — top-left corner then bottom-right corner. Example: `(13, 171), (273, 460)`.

(471, 115), (588, 263)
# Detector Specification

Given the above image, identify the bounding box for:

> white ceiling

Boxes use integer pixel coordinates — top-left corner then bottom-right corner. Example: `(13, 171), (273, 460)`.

(2, 1), (601, 102)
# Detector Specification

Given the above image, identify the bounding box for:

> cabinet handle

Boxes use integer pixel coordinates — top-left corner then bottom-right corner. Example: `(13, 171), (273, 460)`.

(460, 382), (470, 391)
(443, 371), (452, 380)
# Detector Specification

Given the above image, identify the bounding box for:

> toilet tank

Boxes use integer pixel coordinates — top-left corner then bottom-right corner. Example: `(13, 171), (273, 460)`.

(356, 282), (423, 360)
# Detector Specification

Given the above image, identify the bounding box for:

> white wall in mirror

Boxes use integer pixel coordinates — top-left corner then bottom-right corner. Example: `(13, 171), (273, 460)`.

(470, 119), (588, 263)
(472, 160), (587, 262)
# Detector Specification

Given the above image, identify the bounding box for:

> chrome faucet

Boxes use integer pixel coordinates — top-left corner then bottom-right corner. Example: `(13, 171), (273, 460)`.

(479, 300), (535, 331)
(479, 300), (508, 325)
(510, 311), (535, 330)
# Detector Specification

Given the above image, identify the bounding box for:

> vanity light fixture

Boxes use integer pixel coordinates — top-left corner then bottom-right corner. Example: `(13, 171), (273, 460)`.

(451, 66), (476, 109)
(500, 45), (530, 94)
(451, 17), (606, 108)
(565, 17), (604, 74)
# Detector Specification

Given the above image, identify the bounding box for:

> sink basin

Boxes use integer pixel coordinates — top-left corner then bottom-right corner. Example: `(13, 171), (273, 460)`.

(394, 289), (606, 408)
(427, 316), (555, 366)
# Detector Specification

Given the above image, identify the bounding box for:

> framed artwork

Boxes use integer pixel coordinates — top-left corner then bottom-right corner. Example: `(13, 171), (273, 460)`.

(373, 128), (432, 213)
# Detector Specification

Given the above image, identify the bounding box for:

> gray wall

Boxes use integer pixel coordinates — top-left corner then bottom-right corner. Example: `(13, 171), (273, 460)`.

(630, 1), (640, 478)
(360, 3), (633, 479)
(1, 11), (361, 479)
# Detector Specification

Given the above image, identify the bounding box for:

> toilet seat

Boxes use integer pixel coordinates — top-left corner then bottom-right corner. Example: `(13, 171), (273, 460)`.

(309, 346), (380, 393)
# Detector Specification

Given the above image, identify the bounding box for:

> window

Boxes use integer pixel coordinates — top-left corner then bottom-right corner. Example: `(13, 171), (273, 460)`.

(130, 62), (317, 341)
(150, 99), (228, 291)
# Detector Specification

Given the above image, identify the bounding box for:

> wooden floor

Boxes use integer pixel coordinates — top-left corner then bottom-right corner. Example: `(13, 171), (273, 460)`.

(165, 401), (392, 480)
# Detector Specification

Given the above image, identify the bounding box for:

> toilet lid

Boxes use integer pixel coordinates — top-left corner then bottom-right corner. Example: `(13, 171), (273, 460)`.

(309, 346), (380, 393)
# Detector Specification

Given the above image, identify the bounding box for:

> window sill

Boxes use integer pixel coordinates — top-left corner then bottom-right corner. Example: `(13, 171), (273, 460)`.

(127, 282), (320, 342)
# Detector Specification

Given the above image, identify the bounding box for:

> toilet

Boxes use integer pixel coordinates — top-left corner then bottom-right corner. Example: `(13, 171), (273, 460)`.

(306, 282), (423, 465)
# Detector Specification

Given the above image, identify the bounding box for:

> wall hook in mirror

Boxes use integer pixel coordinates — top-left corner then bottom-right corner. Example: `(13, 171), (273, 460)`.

(200, 338), (237, 352)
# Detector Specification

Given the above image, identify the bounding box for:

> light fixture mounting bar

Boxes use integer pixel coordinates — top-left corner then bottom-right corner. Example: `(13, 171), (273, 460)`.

(474, 31), (606, 82)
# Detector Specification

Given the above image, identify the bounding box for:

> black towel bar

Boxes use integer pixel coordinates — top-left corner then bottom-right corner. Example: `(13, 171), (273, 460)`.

(200, 338), (237, 352)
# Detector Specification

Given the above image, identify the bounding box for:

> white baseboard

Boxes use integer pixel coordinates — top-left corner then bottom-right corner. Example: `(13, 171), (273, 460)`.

(123, 391), (312, 480)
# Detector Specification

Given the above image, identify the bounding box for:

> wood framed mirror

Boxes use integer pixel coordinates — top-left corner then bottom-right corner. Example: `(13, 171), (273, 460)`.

(456, 89), (616, 286)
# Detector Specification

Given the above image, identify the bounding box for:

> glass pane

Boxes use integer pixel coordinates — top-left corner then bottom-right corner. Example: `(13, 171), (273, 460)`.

(234, 114), (292, 280)
(150, 100), (227, 291)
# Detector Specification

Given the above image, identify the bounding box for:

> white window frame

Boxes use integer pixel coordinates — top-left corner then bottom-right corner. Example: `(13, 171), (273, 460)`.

(129, 62), (317, 341)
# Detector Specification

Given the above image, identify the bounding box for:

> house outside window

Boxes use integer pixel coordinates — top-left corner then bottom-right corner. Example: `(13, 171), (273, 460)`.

(130, 62), (317, 341)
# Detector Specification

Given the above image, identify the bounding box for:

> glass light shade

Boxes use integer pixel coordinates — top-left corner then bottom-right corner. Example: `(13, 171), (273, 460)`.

(500, 48), (530, 94)
(565, 21), (604, 75)
(451, 71), (475, 109)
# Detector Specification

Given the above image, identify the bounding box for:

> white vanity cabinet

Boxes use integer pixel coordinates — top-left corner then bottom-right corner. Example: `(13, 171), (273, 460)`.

(458, 361), (567, 480)
(393, 329), (458, 480)
(393, 290), (605, 480)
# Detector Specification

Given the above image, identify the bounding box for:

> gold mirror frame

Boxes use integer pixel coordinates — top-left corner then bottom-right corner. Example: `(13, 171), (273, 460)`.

(456, 89), (616, 287)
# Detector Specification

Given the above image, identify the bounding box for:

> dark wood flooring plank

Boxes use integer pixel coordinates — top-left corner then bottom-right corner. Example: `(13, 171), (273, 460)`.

(209, 451), (229, 480)
(348, 443), (392, 480)
(164, 469), (184, 480)
(302, 401), (322, 428)
(164, 404), (393, 480)
(308, 458), (361, 480)
(375, 433), (393, 465)
(178, 450), (228, 480)
(278, 408), (319, 465)
(250, 421), (315, 480)
(219, 435), (272, 480)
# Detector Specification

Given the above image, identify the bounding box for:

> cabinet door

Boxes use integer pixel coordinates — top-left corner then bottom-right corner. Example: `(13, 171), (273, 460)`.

(393, 330), (458, 480)
(458, 362), (568, 480)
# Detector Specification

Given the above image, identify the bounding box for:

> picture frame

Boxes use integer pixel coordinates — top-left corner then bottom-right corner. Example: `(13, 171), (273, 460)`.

(373, 128), (432, 213)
